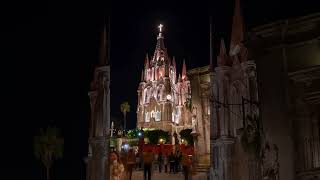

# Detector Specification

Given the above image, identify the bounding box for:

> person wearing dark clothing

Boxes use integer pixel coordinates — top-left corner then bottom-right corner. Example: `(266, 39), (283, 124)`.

(174, 152), (180, 173)
(178, 152), (183, 172)
(182, 155), (192, 180)
(127, 149), (136, 180)
(143, 150), (153, 180)
(144, 164), (152, 180)
(163, 155), (168, 173)
(169, 152), (175, 173)
(158, 152), (163, 173)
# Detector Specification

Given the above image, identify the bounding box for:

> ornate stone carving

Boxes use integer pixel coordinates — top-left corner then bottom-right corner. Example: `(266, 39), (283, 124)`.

(191, 106), (198, 133)
(262, 142), (280, 180)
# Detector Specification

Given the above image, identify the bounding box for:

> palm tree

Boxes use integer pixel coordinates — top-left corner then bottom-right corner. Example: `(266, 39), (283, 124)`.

(34, 126), (64, 180)
(120, 101), (130, 130)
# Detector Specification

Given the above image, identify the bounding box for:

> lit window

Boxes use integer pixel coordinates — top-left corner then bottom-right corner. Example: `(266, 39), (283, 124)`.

(145, 112), (150, 122)
(155, 111), (161, 121)
(174, 109), (181, 124)
(172, 112), (175, 123)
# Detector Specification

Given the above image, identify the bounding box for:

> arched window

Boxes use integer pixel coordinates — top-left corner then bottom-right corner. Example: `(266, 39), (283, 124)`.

(150, 110), (156, 121)
(147, 88), (153, 103)
(175, 92), (179, 105)
(157, 88), (161, 101)
(145, 112), (150, 122)
(172, 112), (175, 123)
(155, 111), (161, 121)
(144, 88), (148, 104)
(161, 86), (165, 101)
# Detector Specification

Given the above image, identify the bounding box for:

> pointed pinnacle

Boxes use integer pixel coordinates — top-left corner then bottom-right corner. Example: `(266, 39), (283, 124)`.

(182, 59), (187, 79)
(230, 0), (245, 49)
(141, 70), (144, 81)
(219, 38), (226, 55)
(145, 53), (149, 68)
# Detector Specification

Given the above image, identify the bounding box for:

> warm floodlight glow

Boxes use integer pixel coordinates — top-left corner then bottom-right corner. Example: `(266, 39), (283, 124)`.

(159, 138), (165, 143)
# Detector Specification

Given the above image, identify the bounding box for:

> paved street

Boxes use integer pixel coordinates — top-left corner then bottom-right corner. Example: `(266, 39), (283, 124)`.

(132, 171), (183, 180)
(132, 170), (208, 180)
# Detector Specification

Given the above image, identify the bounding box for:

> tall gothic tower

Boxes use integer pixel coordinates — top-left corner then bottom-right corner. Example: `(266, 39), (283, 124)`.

(136, 24), (192, 143)
(85, 21), (111, 180)
(210, 0), (260, 179)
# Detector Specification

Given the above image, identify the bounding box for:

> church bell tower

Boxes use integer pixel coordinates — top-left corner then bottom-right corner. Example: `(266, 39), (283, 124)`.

(137, 24), (192, 143)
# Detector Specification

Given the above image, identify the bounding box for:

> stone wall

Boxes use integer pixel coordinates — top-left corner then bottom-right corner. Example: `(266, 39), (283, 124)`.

(248, 12), (320, 180)
(187, 66), (211, 163)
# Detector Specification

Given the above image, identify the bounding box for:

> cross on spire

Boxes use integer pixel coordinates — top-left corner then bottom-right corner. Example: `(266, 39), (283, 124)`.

(158, 24), (163, 32)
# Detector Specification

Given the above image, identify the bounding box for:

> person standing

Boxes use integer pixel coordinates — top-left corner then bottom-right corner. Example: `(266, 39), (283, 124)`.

(120, 153), (127, 180)
(126, 149), (135, 180)
(158, 152), (163, 173)
(135, 153), (140, 170)
(182, 154), (192, 180)
(163, 154), (168, 173)
(174, 152), (180, 173)
(169, 152), (175, 174)
(178, 151), (183, 172)
(109, 151), (125, 180)
(143, 149), (153, 180)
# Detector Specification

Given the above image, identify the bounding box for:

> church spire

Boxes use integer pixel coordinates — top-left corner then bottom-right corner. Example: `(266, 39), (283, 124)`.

(152, 24), (167, 64)
(230, 0), (245, 55)
(209, 16), (214, 71)
(99, 24), (108, 65)
(173, 56), (176, 68)
(98, 17), (110, 66)
(217, 38), (229, 66)
(182, 59), (187, 80)
(220, 38), (226, 55)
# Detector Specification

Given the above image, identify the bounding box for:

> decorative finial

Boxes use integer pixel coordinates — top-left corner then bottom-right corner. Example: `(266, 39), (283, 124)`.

(158, 24), (163, 33)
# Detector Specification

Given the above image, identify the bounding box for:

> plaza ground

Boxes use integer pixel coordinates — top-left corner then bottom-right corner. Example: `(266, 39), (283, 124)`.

(132, 170), (208, 180)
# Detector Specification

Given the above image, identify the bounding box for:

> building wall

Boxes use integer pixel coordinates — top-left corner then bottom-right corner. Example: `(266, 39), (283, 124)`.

(188, 66), (211, 155)
(249, 12), (320, 180)
(254, 49), (295, 180)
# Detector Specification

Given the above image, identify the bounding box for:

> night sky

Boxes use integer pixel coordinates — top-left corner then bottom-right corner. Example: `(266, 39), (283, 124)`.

(2, 0), (319, 179)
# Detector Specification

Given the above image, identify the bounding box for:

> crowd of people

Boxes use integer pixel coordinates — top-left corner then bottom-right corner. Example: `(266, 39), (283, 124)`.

(108, 148), (194, 180)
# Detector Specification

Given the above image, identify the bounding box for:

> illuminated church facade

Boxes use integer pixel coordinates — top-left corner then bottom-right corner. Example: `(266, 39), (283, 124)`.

(136, 25), (193, 143)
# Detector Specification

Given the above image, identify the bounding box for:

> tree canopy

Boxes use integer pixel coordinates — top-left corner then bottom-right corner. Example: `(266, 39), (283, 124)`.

(120, 101), (130, 114)
(179, 128), (194, 145)
(34, 126), (64, 180)
(144, 129), (170, 144)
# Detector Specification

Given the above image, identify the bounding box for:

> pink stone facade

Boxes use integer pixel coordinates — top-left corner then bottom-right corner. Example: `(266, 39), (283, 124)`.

(136, 29), (192, 141)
